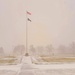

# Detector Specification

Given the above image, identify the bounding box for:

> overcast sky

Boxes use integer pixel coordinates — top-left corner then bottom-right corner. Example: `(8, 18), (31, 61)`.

(0, 0), (75, 53)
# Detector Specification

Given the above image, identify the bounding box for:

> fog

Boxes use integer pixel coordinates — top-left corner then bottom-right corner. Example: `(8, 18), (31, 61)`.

(0, 0), (75, 54)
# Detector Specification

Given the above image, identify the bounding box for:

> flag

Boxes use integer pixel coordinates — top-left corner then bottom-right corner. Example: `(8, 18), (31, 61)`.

(28, 18), (31, 22)
(27, 11), (31, 15)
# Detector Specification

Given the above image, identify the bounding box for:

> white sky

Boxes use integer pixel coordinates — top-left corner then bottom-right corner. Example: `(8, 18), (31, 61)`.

(0, 0), (75, 53)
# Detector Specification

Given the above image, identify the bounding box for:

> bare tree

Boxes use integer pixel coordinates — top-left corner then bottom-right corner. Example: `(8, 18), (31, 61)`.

(13, 45), (25, 56)
(68, 42), (75, 57)
(29, 45), (36, 56)
(57, 45), (67, 57)
(36, 46), (44, 56)
(0, 47), (5, 57)
(45, 44), (54, 56)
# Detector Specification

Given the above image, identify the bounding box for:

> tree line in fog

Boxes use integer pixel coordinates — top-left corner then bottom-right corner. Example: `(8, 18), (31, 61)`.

(29, 42), (75, 57)
(0, 42), (75, 57)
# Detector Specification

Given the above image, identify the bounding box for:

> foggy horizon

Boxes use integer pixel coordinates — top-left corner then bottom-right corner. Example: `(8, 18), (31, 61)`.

(0, 0), (75, 53)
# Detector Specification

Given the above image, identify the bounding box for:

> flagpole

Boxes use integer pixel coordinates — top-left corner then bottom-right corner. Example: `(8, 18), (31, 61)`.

(25, 11), (31, 56)
(25, 11), (29, 56)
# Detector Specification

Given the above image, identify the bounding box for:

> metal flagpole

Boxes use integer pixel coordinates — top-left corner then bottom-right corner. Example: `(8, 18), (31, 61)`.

(25, 11), (29, 56)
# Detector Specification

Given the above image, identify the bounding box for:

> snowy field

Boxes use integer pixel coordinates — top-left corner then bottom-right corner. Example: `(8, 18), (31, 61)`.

(35, 69), (75, 75)
(0, 56), (75, 75)
(0, 69), (75, 75)
(0, 70), (17, 75)
(0, 63), (75, 75)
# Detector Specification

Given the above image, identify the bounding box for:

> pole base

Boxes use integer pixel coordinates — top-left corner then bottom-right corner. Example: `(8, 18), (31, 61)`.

(25, 53), (29, 56)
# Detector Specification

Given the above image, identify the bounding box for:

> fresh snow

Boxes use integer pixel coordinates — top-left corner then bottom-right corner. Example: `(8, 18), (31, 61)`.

(0, 56), (75, 75)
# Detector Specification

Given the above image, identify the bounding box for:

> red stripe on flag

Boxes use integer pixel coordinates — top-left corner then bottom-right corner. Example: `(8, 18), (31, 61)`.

(27, 11), (31, 15)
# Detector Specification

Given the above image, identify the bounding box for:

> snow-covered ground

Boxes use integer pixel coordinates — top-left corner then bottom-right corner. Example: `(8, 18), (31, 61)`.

(0, 56), (75, 75)
(1, 68), (75, 75)
(35, 69), (75, 75)
(0, 70), (17, 75)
